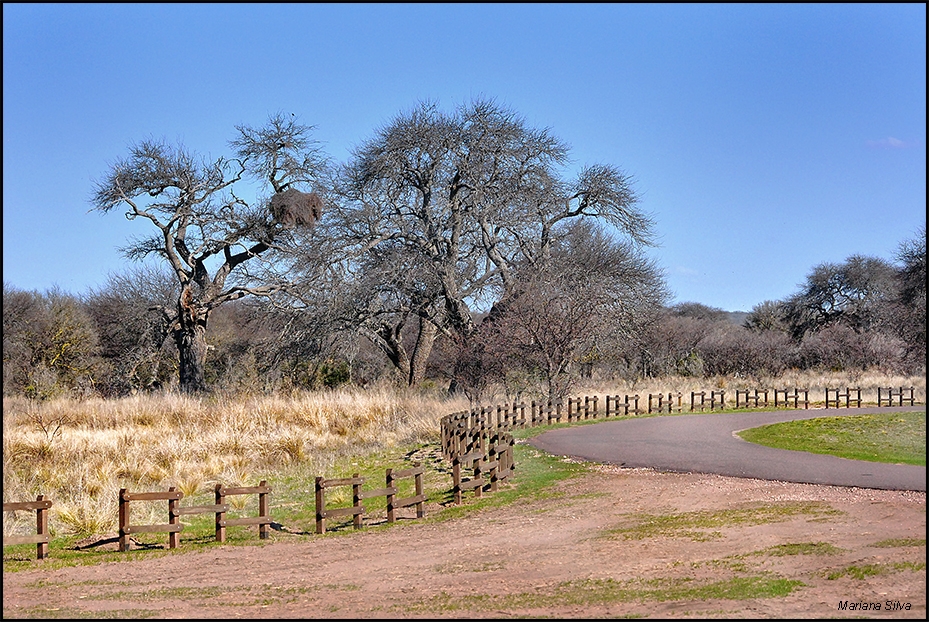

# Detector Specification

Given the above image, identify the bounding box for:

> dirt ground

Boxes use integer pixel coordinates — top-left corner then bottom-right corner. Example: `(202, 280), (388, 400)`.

(3, 464), (925, 619)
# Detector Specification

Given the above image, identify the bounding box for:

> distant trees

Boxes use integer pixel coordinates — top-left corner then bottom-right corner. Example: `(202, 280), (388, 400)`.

(742, 233), (926, 375)
(90, 113), (328, 393)
(3, 284), (100, 398)
(82, 264), (178, 395)
(893, 225), (926, 368)
(779, 255), (899, 340)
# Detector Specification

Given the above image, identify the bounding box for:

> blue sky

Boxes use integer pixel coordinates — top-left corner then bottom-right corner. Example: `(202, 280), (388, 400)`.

(3, 3), (925, 312)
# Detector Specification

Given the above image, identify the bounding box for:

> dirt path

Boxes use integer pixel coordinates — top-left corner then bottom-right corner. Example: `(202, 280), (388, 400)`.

(3, 464), (925, 619)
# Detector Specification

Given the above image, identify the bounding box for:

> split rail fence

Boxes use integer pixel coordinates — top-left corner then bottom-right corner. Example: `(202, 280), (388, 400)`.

(315, 463), (426, 534)
(117, 481), (272, 551)
(2, 496), (52, 560)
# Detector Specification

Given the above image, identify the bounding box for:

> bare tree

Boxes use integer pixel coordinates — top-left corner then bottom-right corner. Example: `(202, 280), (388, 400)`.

(91, 113), (327, 393)
(780, 254), (899, 341)
(744, 299), (789, 333)
(327, 99), (656, 387)
(893, 225), (926, 370)
(464, 220), (667, 400)
(82, 263), (178, 395)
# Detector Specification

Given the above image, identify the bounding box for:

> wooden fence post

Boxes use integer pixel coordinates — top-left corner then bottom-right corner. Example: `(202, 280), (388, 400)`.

(168, 487), (179, 549)
(315, 477), (325, 534)
(3, 495), (53, 560)
(118, 488), (130, 552)
(385, 468), (396, 523)
(414, 465), (425, 519)
(352, 474), (363, 530)
(258, 480), (270, 540)
(452, 458), (462, 505)
(215, 483), (226, 543)
(36, 495), (49, 560)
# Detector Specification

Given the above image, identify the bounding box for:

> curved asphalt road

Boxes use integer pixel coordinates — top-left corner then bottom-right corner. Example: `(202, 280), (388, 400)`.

(528, 406), (926, 492)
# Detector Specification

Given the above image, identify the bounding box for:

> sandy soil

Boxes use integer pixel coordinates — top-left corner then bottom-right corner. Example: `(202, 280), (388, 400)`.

(3, 463), (925, 619)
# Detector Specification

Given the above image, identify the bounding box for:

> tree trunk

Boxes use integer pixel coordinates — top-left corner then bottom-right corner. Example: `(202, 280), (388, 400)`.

(407, 317), (437, 386)
(174, 323), (208, 394)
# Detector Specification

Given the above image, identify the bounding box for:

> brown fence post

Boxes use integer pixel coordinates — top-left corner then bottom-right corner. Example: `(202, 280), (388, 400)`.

(118, 488), (130, 552)
(488, 440), (499, 492)
(258, 480), (270, 540)
(215, 483), (226, 543)
(36, 494), (49, 560)
(315, 477), (326, 534)
(386, 468), (396, 523)
(473, 457), (483, 498)
(168, 487), (179, 549)
(352, 474), (363, 530)
(414, 464), (425, 519)
(452, 458), (462, 505)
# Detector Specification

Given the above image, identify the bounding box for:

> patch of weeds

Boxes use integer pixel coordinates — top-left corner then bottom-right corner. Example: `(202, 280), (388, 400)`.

(691, 558), (752, 573)
(433, 560), (506, 574)
(2, 606), (162, 619)
(825, 561), (926, 580)
(87, 586), (226, 601)
(872, 537), (926, 548)
(602, 502), (843, 541)
(397, 575), (805, 613)
(747, 542), (845, 557)
(320, 583), (361, 591)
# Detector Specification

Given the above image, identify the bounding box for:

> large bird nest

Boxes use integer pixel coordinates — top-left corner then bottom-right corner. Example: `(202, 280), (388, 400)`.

(269, 188), (323, 228)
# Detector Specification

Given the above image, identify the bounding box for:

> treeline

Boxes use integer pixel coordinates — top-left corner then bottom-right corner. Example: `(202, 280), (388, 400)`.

(3, 224), (923, 401)
(2, 101), (925, 401)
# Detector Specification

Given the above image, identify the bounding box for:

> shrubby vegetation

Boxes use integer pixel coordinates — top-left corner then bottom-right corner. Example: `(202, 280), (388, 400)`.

(4, 225), (923, 402)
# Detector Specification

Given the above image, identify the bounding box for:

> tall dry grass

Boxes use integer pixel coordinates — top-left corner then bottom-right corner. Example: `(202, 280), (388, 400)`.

(3, 370), (924, 538)
(2, 386), (470, 537)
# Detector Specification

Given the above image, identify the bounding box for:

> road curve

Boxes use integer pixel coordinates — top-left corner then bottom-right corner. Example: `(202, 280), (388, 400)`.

(528, 406), (926, 492)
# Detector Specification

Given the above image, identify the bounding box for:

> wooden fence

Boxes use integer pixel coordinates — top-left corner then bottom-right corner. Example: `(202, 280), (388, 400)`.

(118, 482), (272, 551)
(3, 496), (52, 560)
(878, 386), (916, 407)
(825, 387), (862, 408)
(315, 464), (426, 534)
(440, 385), (924, 465)
(452, 431), (515, 504)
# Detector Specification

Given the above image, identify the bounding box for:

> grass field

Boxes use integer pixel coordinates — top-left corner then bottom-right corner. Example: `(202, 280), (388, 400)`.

(3, 369), (925, 568)
(736, 411), (926, 466)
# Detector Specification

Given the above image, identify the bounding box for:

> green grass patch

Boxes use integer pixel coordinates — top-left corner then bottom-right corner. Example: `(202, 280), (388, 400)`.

(1, 607), (161, 619)
(825, 560), (926, 580)
(747, 541), (845, 557)
(602, 502), (843, 541)
(399, 575), (806, 613)
(872, 537), (926, 548)
(736, 411), (926, 465)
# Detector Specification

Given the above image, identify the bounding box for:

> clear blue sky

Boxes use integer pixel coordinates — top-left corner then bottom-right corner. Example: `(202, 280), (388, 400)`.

(3, 3), (925, 312)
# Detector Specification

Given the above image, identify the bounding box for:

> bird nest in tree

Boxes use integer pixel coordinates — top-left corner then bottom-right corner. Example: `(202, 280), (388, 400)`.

(269, 188), (323, 228)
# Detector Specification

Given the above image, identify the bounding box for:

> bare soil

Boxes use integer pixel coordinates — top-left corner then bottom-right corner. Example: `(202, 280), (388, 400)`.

(3, 465), (925, 619)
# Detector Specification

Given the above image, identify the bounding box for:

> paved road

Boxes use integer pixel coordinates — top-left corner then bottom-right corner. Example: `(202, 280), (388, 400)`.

(528, 406), (926, 492)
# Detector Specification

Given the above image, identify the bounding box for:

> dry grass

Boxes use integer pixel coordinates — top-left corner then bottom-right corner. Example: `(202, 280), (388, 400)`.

(2, 386), (469, 536)
(2, 370), (924, 537)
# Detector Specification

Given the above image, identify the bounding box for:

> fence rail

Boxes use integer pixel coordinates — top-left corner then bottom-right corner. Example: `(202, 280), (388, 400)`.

(315, 464), (426, 534)
(2, 496), (52, 559)
(878, 386), (916, 407)
(440, 386), (920, 462)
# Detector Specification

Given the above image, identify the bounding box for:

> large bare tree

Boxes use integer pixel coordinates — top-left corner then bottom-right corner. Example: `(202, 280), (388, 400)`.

(91, 113), (327, 393)
(327, 99), (657, 387)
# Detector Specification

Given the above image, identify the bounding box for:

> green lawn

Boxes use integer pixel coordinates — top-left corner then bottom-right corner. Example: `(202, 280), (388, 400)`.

(736, 411), (926, 466)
